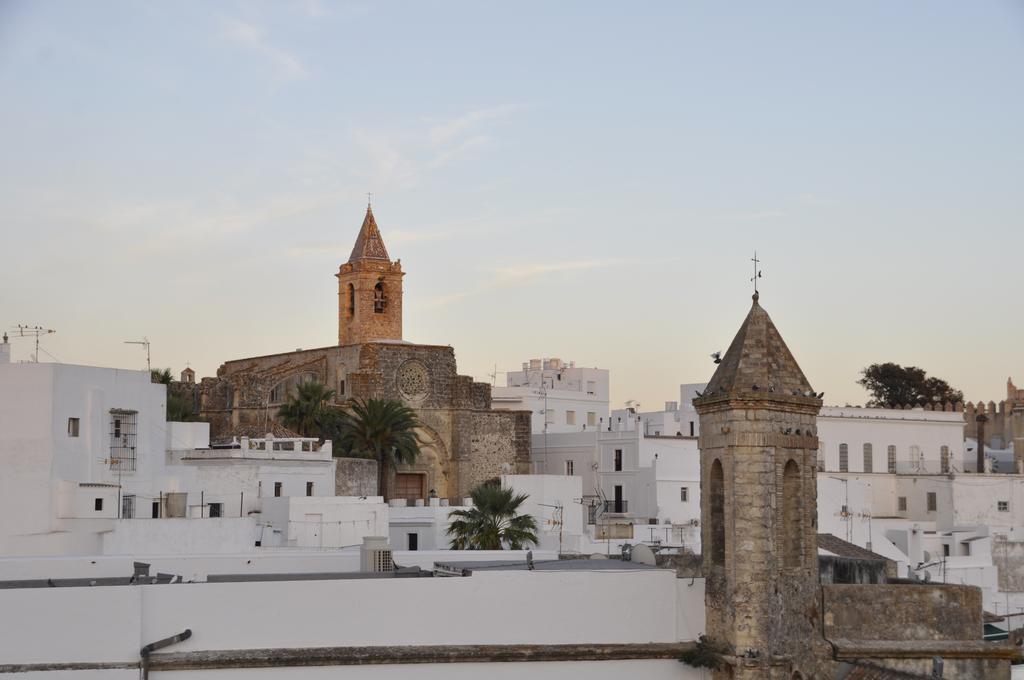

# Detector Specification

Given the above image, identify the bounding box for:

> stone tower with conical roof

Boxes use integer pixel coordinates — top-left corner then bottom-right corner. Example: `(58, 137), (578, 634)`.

(336, 205), (405, 345)
(693, 292), (827, 679)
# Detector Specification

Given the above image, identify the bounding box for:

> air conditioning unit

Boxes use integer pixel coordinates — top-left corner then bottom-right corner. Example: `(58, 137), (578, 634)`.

(360, 536), (393, 573)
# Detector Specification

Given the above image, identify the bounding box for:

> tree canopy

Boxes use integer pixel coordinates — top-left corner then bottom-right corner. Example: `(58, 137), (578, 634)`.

(331, 398), (423, 500)
(277, 381), (337, 437)
(151, 368), (195, 422)
(447, 483), (539, 550)
(857, 363), (963, 407)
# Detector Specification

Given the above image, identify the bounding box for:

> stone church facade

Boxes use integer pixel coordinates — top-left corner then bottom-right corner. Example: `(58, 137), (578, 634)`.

(194, 206), (531, 501)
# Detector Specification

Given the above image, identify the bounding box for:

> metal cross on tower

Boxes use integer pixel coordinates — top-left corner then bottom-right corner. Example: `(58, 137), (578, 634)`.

(366, 192), (373, 208)
(750, 251), (763, 294)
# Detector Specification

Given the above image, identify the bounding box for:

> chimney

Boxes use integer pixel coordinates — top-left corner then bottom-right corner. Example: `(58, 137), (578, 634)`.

(0, 333), (9, 364)
(976, 413), (988, 473)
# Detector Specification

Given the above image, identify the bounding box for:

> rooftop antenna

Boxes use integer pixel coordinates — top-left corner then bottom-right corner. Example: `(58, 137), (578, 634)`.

(9, 325), (56, 363)
(750, 251), (762, 296)
(124, 337), (151, 372)
(487, 363), (506, 387)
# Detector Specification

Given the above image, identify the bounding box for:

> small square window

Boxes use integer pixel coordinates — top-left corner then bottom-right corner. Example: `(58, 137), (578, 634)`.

(208, 503), (222, 518)
(998, 501), (1009, 512)
(94, 498), (103, 512)
(566, 410), (576, 426)
(680, 487), (689, 502)
(67, 418), (80, 437)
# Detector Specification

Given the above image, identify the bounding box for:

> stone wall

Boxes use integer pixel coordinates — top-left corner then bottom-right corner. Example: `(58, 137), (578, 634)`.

(823, 583), (981, 641)
(452, 409), (532, 496)
(334, 458), (379, 496)
(818, 556), (888, 585)
(823, 583), (1012, 679)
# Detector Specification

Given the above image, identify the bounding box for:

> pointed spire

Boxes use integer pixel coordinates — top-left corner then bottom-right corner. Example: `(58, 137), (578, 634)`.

(703, 293), (815, 398)
(348, 205), (390, 262)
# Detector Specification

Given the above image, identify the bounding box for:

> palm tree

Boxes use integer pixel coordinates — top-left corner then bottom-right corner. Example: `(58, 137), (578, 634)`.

(277, 381), (336, 437)
(151, 368), (173, 385)
(333, 398), (423, 500)
(151, 368), (194, 422)
(447, 483), (539, 550)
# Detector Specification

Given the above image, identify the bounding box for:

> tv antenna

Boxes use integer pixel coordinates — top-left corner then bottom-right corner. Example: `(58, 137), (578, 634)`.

(124, 337), (151, 372)
(487, 364), (506, 386)
(8, 325), (57, 363)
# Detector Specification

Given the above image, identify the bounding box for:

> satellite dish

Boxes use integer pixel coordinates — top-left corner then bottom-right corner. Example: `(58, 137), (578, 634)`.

(923, 550), (934, 563)
(631, 543), (656, 566)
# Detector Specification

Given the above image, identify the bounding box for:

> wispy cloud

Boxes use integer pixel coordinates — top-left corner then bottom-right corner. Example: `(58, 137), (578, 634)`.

(426, 105), (521, 148)
(491, 259), (619, 283)
(351, 104), (525, 188)
(713, 210), (787, 222)
(426, 258), (626, 308)
(796, 193), (837, 207)
(223, 20), (307, 79)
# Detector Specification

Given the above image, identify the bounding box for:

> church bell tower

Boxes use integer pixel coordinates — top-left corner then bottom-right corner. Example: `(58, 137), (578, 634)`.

(693, 292), (826, 679)
(336, 204), (405, 345)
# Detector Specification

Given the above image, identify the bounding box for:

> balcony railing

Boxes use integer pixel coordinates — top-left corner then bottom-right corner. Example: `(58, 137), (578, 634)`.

(603, 500), (628, 514)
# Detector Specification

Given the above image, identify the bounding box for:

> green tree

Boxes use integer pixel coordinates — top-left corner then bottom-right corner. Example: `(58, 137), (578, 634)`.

(447, 483), (539, 550)
(151, 368), (173, 385)
(333, 398), (423, 500)
(277, 381), (337, 437)
(858, 363), (963, 407)
(151, 368), (194, 422)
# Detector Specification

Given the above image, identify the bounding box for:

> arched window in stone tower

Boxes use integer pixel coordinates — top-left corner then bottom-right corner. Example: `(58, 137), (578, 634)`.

(373, 282), (386, 313)
(709, 458), (725, 567)
(347, 284), (355, 317)
(783, 459), (802, 568)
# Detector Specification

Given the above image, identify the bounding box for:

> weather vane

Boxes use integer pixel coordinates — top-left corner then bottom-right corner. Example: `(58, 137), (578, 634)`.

(751, 251), (762, 295)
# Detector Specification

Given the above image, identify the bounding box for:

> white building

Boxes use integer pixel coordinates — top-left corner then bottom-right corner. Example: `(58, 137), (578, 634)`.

(0, 360), (336, 556)
(492, 357), (609, 434)
(262, 495), (388, 549)
(817, 406), (965, 475)
(530, 415), (702, 551)
(387, 475), (589, 553)
(619, 383), (706, 438)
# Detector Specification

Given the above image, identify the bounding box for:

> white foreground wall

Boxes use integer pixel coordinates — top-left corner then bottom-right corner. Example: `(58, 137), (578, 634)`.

(0, 569), (705, 679)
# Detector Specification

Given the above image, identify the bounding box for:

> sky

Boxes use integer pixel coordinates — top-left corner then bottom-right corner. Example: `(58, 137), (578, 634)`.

(1, 1), (1022, 409)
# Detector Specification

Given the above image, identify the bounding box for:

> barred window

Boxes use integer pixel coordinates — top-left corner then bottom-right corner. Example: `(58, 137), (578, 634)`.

(940, 446), (951, 474)
(839, 443), (848, 472)
(898, 496), (907, 512)
(109, 409), (138, 472)
(887, 445), (896, 473)
(927, 492), (937, 512)
(863, 443), (873, 473)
